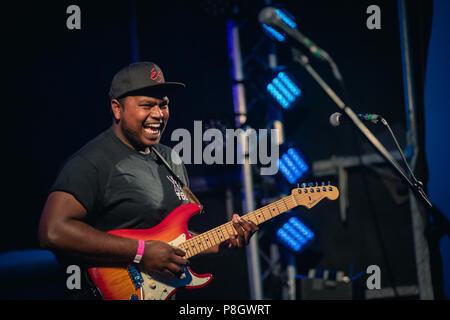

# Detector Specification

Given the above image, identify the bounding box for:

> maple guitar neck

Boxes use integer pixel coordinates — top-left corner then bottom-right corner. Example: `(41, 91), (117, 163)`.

(178, 184), (337, 259)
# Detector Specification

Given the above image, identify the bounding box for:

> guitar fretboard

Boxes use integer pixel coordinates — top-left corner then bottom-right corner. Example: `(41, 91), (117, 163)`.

(178, 194), (297, 259)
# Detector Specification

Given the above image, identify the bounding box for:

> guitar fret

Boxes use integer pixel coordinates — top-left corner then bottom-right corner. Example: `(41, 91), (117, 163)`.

(280, 198), (289, 212)
(256, 209), (265, 223)
(271, 203), (280, 217)
(264, 206), (273, 219)
(202, 233), (211, 249)
(203, 231), (213, 248)
(190, 240), (199, 255)
(203, 232), (213, 249)
(252, 211), (260, 224)
(216, 227), (227, 243)
(209, 228), (220, 245)
(224, 223), (234, 237)
(244, 213), (257, 225)
(288, 196), (296, 209)
(276, 200), (285, 213)
(198, 234), (206, 251)
(280, 198), (288, 212)
(201, 233), (211, 251)
(210, 230), (219, 246)
(183, 243), (194, 259)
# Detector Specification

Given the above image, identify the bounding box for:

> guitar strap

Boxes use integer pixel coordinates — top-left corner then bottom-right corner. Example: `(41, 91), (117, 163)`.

(150, 146), (203, 212)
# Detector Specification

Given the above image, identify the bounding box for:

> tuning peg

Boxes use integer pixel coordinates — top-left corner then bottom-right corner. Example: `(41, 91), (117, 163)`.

(308, 182), (313, 187)
(315, 182), (319, 187)
(328, 181), (331, 185)
(321, 181), (325, 186)
(301, 183), (306, 188)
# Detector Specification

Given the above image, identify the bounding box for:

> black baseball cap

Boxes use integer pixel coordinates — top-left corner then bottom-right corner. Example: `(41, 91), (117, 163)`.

(109, 62), (185, 99)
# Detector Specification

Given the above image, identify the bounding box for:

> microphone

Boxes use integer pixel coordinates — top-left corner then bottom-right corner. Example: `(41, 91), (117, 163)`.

(329, 112), (381, 127)
(258, 7), (329, 61)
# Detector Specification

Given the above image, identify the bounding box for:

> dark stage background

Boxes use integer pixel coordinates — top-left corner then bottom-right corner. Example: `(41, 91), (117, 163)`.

(1, 0), (448, 300)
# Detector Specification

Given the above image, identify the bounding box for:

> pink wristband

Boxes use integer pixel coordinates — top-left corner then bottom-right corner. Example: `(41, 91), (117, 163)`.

(133, 240), (145, 264)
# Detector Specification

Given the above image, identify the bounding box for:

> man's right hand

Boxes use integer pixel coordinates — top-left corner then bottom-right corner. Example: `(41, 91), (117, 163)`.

(141, 240), (190, 279)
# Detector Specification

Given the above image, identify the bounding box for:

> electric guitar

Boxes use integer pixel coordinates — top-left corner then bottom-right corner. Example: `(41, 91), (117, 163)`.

(88, 182), (339, 300)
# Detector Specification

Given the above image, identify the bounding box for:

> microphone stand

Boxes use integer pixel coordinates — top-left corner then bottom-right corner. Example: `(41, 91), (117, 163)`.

(290, 47), (433, 209)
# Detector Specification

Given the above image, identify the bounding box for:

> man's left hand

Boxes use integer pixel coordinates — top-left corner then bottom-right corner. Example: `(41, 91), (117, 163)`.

(226, 214), (259, 248)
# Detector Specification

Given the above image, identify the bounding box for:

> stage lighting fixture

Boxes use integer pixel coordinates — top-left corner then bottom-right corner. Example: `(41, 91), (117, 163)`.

(261, 8), (296, 43)
(274, 8), (297, 28)
(262, 24), (286, 42)
(266, 71), (302, 110)
(277, 147), (309, 184)
(276, 216), (314, 253)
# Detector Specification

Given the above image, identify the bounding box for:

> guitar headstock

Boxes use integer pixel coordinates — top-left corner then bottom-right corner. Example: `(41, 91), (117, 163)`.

(291, 181), (339, 209)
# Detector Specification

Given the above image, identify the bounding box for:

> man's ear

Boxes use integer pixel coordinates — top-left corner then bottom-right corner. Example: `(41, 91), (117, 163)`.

(111, 99), (122, 122)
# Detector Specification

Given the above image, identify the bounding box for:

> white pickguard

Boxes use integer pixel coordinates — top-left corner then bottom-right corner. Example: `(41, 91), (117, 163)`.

(138, 233), (211, 300)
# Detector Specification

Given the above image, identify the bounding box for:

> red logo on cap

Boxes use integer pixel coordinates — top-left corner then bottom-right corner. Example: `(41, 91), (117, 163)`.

(150, 67), (163, 83)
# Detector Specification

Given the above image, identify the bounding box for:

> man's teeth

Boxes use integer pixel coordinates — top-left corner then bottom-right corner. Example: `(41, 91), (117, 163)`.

(144, 124), (161, 135)
(144, 123), (162, 131)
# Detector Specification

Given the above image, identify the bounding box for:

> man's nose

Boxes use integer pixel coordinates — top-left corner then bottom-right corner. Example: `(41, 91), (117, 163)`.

(149, 106), (164, 119)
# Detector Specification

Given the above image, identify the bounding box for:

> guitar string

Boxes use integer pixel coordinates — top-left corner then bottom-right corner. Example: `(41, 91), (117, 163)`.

(179, 195), (295, 255)
(179, 191), (328, 257)
(178, 189), (333, 258)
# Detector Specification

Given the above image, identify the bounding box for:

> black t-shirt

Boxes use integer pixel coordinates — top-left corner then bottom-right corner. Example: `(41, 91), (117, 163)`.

(50, 127), (190, 299)
(50, 127), (190, 232)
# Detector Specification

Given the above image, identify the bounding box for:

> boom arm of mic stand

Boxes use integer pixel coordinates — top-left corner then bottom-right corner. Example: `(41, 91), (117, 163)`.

(290, 47), (432, 208)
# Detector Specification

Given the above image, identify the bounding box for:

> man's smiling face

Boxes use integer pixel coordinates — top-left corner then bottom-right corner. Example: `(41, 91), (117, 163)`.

(111, 95), (169, 151)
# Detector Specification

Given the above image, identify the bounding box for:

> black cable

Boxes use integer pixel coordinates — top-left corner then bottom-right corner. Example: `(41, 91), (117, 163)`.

(380, 116), (420, 187)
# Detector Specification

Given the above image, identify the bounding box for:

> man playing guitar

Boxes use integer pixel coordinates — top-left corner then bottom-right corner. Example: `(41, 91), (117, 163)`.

(38, 62), (258, 299)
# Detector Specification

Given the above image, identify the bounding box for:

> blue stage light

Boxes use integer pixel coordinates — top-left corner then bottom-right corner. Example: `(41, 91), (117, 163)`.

(275, 9), (297, 28)
(276, 216), (314, 253)
(287, 148), (308, 174)
(277, 159), (296, 184)
(277, 228), (301, 252)
(266, 71), (302, 110)
(273, 78), (296, 103)
(267, 83), (290, 109)
(261, 8), (297, 43)
(289, 217), (315, 240)
(262, 24), (286, 42)
(278, 147), (309, 185)
(278, 72), (301, 97)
